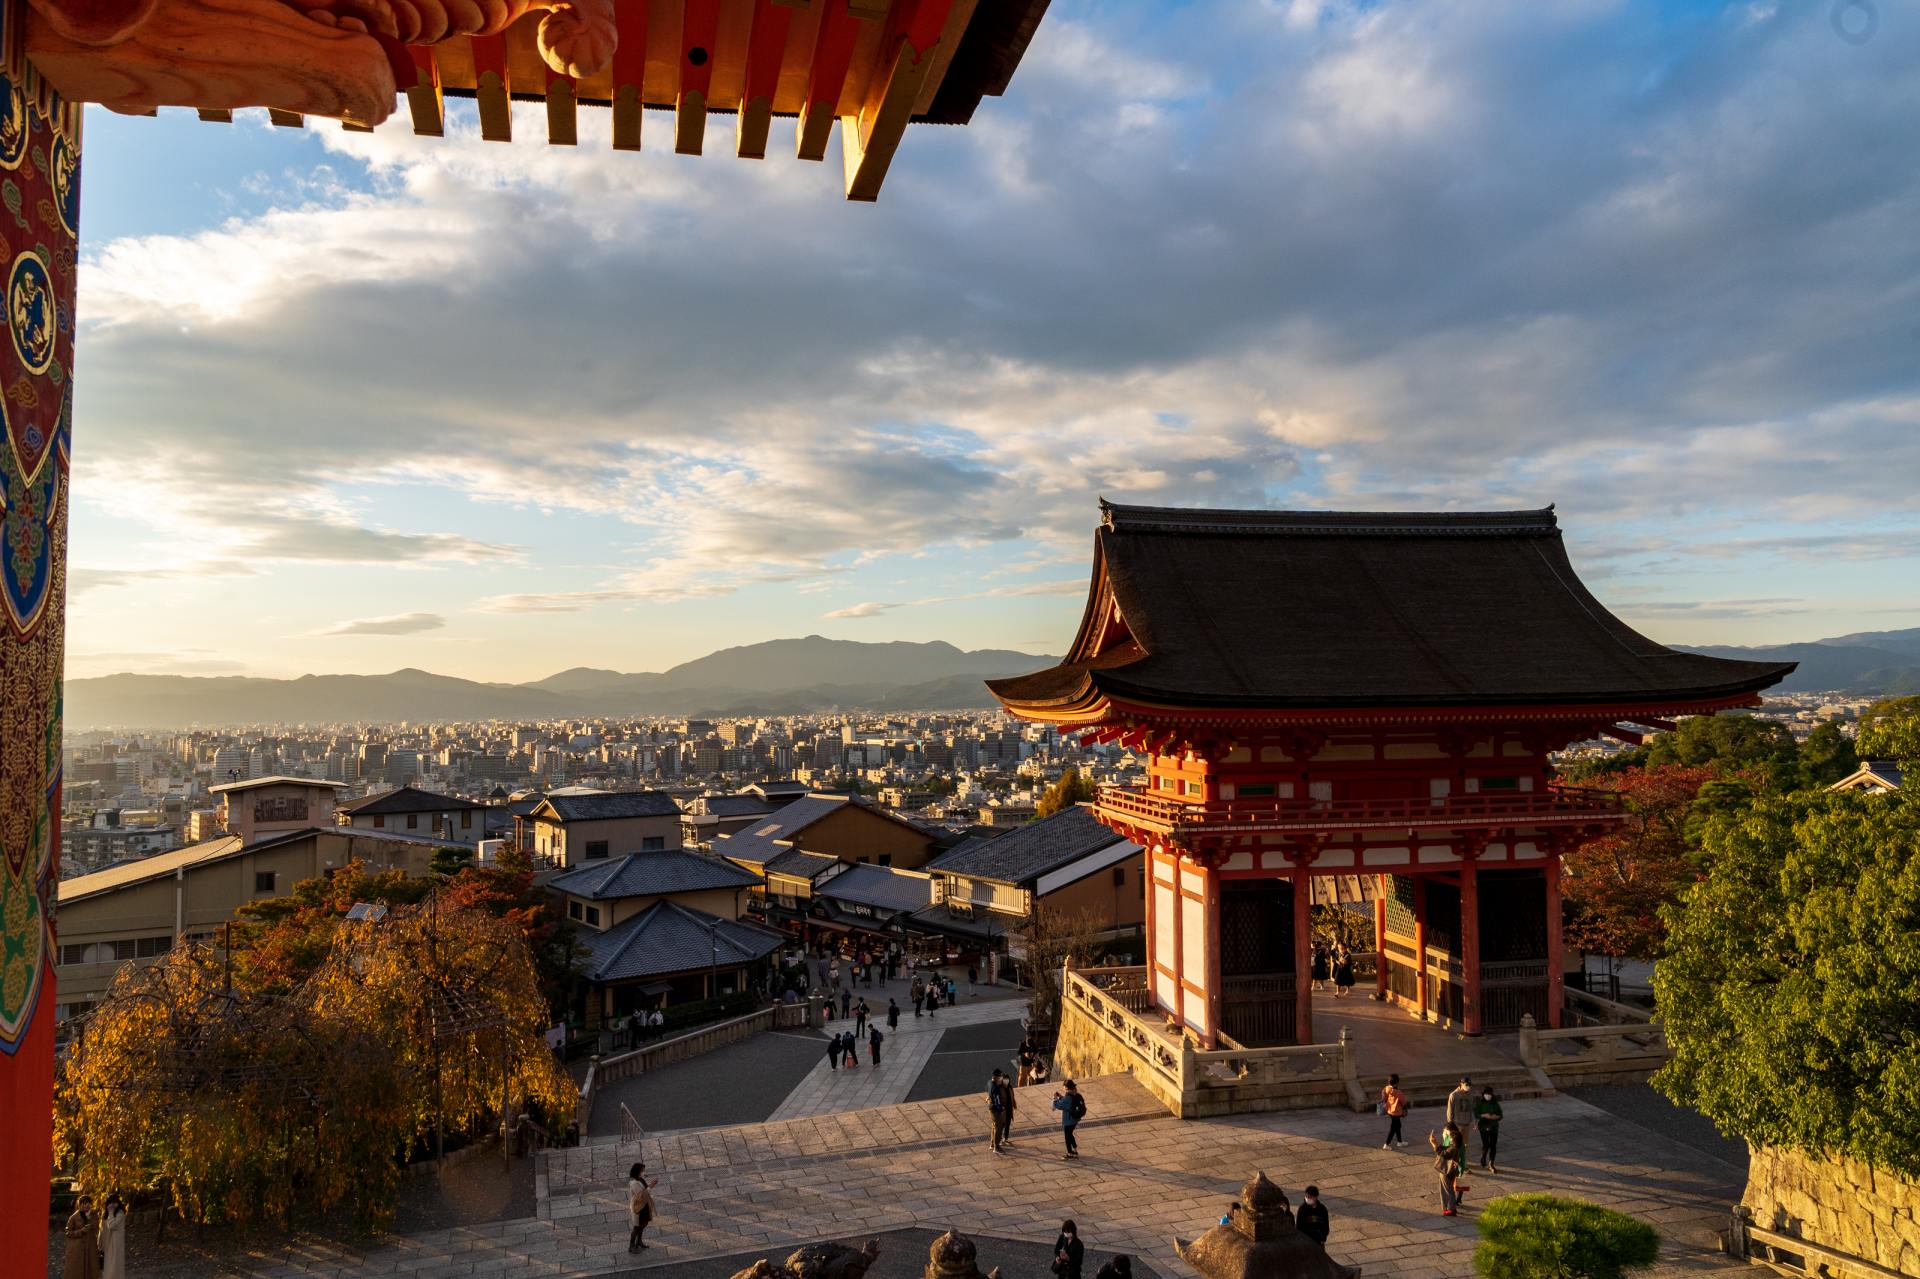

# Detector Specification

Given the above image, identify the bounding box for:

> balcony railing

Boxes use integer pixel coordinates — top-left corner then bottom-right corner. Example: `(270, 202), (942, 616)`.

(1096, 784), (1625, 836)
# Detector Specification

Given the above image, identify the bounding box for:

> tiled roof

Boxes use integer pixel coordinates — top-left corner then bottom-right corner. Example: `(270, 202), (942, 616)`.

(536, 791), (683, 822)
(989, 502), (1797, 711)
(925, 805), (1127, 886)
(764, 849), (844, 881)
(580, 901), (785, 983)
(210, 775), (347, 794)
(549, 850), (759, 901)
(710, 792), (932, 868)
(817, 864), (934, 914)
(702, 795), (776, 818)
(341, 786), (487, 816)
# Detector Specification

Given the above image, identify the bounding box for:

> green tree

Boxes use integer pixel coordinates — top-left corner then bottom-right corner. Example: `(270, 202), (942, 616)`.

(430, 842), (475, 877)
(1035, 766), (1098, 818)
(1654, 790), (1920, 1176)
(1798, 719), (1859, 787)
(1473, 1195), (1659, 1279)
(1565, 714), (1799, 789)
(1858, 696), (1920, 767)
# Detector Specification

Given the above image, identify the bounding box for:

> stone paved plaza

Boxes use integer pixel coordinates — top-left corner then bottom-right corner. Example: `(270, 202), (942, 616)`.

(237, 1071), (1756, 1279)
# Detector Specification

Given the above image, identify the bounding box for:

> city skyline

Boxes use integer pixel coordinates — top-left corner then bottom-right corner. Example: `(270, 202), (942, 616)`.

(68, 0), (1920, 683)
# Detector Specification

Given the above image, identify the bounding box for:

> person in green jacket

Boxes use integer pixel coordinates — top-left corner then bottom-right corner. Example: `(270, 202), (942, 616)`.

(1474, 1085), (1504, 1172)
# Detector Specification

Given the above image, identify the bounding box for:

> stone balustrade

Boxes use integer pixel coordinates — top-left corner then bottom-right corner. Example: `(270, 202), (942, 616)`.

(578, 1003), (809, 1136)
(1517, 1008), (1671, 1088)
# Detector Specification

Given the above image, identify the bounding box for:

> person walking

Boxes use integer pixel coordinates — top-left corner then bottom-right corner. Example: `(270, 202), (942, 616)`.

(826, 1031), (842, 1071)
(1475, 1084), (1504, 1172)
(627, 1161), (659, 1251)
(1446, 1076), (1475, 1135)
(1429, 1123), (1469, 1216)
(864, 955), (875, 988)
(1333, 947), (1354, 998)
(1053, 1079), (1086, 1159)
(1296, 1186), (1330, 1245)
(967, 963), (978, 993)
(99, 1194), (128, 1279)
(63, 1194), (98, 1279)
(988, 1069), (1011, 1153)
(1052, 1220), (1085, 1279)
(830, 958), (841, 990)
(868, 1023), (884, 1066)
(840, 986), (853, 1020)
(910, 976), (925, 1017)
(887, 998), (900, 1030)
(1094, 1256), (1133, 1279)
(843, 1031), (860, 1069)
(926, 979), (938, 1018)
(1310, 943), (1329, 992)
(1382, 1073), (1409, 1148)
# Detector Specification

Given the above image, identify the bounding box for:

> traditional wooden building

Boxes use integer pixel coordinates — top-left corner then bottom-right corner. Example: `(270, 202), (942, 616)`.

(988, 502), (1795, 1048)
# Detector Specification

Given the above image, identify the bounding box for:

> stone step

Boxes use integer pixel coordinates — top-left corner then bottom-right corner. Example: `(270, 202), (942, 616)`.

(1356, 1066), (1550, 1108)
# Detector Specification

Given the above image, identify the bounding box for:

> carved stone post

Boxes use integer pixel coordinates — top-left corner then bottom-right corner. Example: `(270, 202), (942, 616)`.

(0, 23), (80, 1274)
(1516, 1012), (1540, 1067)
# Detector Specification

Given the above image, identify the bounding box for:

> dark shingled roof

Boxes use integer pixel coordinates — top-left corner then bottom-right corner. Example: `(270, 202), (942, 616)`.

(340, 786), (487, 816)
(925, 805), (1132, 886)
(701, 795), (777, 818)
(580, 901), (785, 984)
(535, 791), (682, 822)
(549, 850), (759, 901)
(710, 793), (932, 869)
(816, 864), (935, 914)
(923, 0), (1052, 125)
(988, 502), (1796, 711)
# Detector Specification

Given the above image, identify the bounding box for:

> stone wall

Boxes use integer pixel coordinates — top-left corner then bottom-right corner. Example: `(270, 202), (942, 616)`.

(1744, 1144), (1920, 1277)
(1053, 993), (1187, 1116)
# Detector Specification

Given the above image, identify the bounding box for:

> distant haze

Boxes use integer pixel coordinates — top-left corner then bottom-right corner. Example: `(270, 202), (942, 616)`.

(64, 637), (1061, 729)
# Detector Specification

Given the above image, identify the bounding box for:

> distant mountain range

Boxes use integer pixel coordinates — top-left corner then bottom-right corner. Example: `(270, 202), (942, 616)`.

(1676, 626), (1920, 697)
(64, 637), (1061, 729)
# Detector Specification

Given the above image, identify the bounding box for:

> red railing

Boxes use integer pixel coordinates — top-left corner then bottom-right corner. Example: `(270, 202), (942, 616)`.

(1096, 784), (1624, 835)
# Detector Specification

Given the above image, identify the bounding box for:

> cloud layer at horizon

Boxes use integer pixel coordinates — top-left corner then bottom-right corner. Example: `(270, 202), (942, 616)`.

(65, 0), (1920, 682)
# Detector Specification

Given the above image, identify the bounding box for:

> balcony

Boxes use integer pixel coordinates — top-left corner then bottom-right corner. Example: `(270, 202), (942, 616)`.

(1095, 784), (1625, 838)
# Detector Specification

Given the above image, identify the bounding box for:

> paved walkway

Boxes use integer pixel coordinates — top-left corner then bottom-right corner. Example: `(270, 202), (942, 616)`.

(1305, 989), (1524, 1083)
(768, 998), (1029, 1121)
(240, 1073), (1752, 1279)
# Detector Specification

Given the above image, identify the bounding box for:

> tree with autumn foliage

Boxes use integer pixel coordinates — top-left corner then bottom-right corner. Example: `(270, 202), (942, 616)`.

(1560, 765), (1720, 960)
(55, 899), (575, 1235)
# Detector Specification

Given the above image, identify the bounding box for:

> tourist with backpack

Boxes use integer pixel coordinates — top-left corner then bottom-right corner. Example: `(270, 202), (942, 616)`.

(1053, 1079), (1087, 1158)
(1381, 1073), (1409, 1148)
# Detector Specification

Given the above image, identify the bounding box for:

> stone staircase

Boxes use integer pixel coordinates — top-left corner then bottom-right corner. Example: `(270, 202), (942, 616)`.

(1355, 1064), (1553, 1112)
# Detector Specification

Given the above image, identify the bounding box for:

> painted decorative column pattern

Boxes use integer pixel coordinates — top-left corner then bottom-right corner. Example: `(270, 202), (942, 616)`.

(0, 6), (77, 1271)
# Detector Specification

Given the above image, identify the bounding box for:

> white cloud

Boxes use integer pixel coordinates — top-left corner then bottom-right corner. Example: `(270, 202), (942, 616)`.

(313, 612), (447, 636)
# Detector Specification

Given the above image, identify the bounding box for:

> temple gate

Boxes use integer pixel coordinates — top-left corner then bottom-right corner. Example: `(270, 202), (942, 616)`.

(989, 502), (1794, 1049)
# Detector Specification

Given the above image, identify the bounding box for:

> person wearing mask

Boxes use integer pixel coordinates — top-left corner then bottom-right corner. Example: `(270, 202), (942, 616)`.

(1094, 1256), (1133, 1279)
(1445, 1076), (1475, 1134)
(1295, 1186), (1330, 1245)
(1429, 1123), (1469, 1216)
(99, 1194), (128, 1279)
(1052, 1221), (1085, 1279)
(1381, 1073), (1409, 1149)
(1475, 1084), (1504, 1172)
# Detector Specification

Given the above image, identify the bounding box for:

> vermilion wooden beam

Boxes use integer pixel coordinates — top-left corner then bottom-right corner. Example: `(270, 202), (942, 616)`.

(470, 35), (511, 141)
(611, 0), (650, 150)
(796, 0), (859, 161)
(841, 0), (950, 199)
(737, 0), (791, 158)
(676, 0), (720, 154)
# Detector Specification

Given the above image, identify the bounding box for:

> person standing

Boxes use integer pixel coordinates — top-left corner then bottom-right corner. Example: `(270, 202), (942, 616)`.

(1446, 1076), (1475, 1135)
(911, 976), (925, 1017)
(1053, 1079), (1086, 1159)
(1295, 1186), (1330, 1245)
(1017, 1039), (1038, 1087)
(855, 999), (869, 1038)
(826, 1031), (843, 1072)
(1002, 1070), (1019, 1144)
(627, 1161), (658, 1252)
(967, 963), (978, 993)
(1429, 1123), (1468, 1216)
(1310, 943), (1329, 992)
(1094, 1256), (1133, 1279)
(1333, 947), (1354, 998)
(1052, 1220), (1085, 1279)
(945, 975), (958, 1006)
(887, 998), (901, 1030)
(840, 987), (853, 1020)
(1475, 1084), (1504, 1172)
(843, 1032), (860, 1069)
(988, 1069), (1011, 1153)
(63, 1194), (98, 1279)
(830, 958), (841, 990)
(868, 1023), (883, 1066)
(1382, 1073), (1409, 1148)
(99, 1194), (128, 1279)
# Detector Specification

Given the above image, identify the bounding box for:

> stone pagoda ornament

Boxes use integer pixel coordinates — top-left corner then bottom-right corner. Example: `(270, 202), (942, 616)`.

(924, 1230), (1004, 1279)
(1175, 1172), (1360, 1279)
(727, 1239), (882, 1279)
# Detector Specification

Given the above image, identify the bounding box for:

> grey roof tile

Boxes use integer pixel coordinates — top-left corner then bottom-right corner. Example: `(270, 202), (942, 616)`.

(549, 850), (759, 900)
(580, 900), (785, 983)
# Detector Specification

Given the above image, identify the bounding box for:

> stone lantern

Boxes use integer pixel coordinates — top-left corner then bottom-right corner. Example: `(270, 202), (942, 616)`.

(1174, 1172), (1360, 1279)
(925, 1230), (1004, 1279)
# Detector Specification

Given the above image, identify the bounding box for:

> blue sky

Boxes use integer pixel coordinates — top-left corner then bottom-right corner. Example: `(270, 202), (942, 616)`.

(64, 0), (1920, 682)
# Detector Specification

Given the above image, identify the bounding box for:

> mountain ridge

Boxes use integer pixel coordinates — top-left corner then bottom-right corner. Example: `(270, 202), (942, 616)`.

(65, 637), (1062, 729)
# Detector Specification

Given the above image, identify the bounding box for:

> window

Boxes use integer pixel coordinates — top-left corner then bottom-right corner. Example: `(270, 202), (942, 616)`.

(1240, 783), (1277, 798)
(641, 836), (665, 851)
(1112, 865), (1127, 886)
(255, 871), (277, 893)
(406, 814), (419, 829)
(461, 811), (472, 828)
(878, 853), (893, 868)
(568, 900), (582, 921)
(584, 906), (601, 927)
(1184, 780), (1204, 796)
(136, 936), (171, 958)
(585, 840), (610, 860)
(1480, 776), (1521, 792)
(372, 815), (385, 829)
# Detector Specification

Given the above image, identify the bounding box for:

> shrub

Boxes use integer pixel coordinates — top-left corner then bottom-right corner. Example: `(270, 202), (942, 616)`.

(1473, 1194), (1659, 1279)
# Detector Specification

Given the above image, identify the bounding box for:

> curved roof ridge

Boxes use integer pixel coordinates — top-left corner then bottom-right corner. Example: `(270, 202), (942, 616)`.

(1099, 499), (1558, 536)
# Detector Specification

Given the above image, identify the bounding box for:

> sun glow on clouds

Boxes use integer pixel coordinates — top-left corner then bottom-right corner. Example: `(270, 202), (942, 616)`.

(65, 0), (1920, 678)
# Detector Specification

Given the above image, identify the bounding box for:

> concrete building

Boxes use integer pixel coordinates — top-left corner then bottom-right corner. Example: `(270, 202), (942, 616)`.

(526, 790), (683, 867)
(336, 785), (489, 844)
(209, 776), (347, 844)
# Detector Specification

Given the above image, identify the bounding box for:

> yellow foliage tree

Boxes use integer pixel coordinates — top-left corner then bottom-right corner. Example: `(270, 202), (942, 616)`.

(55, 897), (575, 1234)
